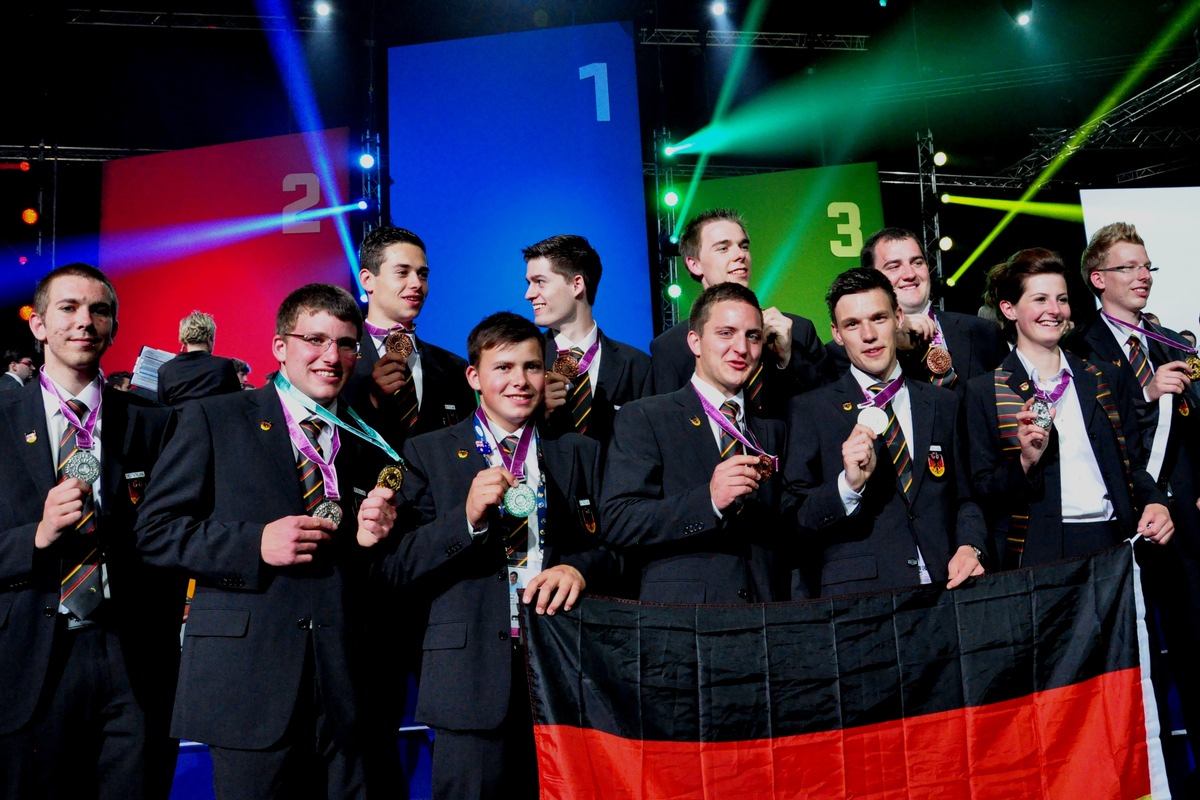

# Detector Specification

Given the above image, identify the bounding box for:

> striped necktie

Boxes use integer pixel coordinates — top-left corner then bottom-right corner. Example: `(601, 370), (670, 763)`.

(717, 400), (744, 460)
(499, 435), (529, 566)
(297, 417), (327, 513)
(567, 347), (593, 435)
(744, 364), (765, 412)
(1127, 335), (1152, 389)
(869, 383), (914, 499)
(58, 399), (103, 619)
(392, 333), (420, 431)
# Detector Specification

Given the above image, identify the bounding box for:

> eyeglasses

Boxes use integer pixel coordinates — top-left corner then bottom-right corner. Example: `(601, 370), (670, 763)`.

(17, 360), (34, 367)
(1095, 264), (1159, 275)
(284, 333), (360, 354)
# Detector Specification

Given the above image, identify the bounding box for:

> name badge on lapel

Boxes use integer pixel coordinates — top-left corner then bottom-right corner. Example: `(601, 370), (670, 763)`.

(577, 497), (598, 535)
(927, 446), (945, 478)
(442, 404), (460, 427)
(125, 471), (147, 505)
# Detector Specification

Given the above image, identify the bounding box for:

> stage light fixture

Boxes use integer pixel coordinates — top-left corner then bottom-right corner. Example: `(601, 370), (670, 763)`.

(879, 0), (887, 6)
(933, 151), (948, 167)
(663, 189), (680, 208)
(939, 236), (953, 251)
(18, 256), (29, 266)
(940, 193), (950, 204)
(669, 234), (679, 245)
(358, 153), (375, 169)
(19, 305), (34, 321)
(359, 293), (368, 303)
(357, 200), (369, 210)
(666, 283), (683, 300)
(21, 208), (38, 225)
(314, 2), (332, 16)
(19, 160), (31, 172)
(1001, 0), (1033, 25)
(711, 2), (727, 17)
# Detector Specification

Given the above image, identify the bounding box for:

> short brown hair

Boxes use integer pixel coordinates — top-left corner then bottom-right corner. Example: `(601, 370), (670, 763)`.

(679, 209), (747, 282)
(275, 284), (362, 338)
(33, 263), (118, 319)
(688, 282), (762, 334)
(522, 234), (602, 306)
(1080, 221), (1145, 297)
(467, 312), (544, 367)
(359, 226), (427, 276)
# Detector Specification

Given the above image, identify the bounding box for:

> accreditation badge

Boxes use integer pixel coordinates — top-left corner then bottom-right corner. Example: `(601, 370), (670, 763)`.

(927, 445), (945, 478)
(125, 471), (147, 505)
(577, 497), (598, 535)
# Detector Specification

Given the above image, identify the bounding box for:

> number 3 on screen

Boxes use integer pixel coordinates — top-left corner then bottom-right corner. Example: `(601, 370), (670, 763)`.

(282, 173), (320, 234)
(827, 202), (862, 257)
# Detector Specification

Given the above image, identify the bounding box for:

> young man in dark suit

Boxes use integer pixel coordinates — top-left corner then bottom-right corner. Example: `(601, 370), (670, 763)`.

(360, 311), (608, 800)
(603, 282), (791, 603)
(786, 267), (986, 597)
(155, 310), (242, 405)
(523, 233), (651, 445)
(649, 209), (827, 418)
(1, 347), (36, 390)
(136, 284), (400, 800)
(825, 228), (1008, 394)
(347, 226), (476, 446)
(0, 263), (182, 799)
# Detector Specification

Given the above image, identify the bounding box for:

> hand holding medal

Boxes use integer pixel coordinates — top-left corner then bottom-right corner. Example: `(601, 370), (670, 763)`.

(466, 466), (522, 530)
(1016, 396), (1053, 472)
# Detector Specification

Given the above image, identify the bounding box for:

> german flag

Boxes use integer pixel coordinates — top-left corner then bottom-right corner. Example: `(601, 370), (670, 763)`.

(523, 545), (1167, 799)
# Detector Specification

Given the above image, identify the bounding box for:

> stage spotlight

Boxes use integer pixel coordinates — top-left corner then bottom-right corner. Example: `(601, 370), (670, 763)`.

(711, 2), (727, 17)
(19, 160), (31, 172)
(21, 208), (38, 225)
(669, 234), (679, 245)
(19, 305), (34, 321)
(1002, 0), (1032, 25)
(662, 189), (680, 208)
(357, 200), (369, 210)
(358, 153), (375, 169)
(933, 151), (948, 167)
(666, 283), (683, 300)
(940, 193), (950, 204)
(939, 236), (953, 251)
(359, 292), (368, 303)
(314, 1), (332, 16)
(879, 0), (887, 6)
(18, 256), (28, 266)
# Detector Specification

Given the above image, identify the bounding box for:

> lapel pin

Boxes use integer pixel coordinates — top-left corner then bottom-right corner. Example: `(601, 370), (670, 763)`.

(1018, 381), (1030, 392)
(690, 416), (702, 427)
(457, 449), (469, 459)
(25, 431), (37, 443)
(1112, 359), (1122, 368)
(260, 421), (273, 431)
(842, 402), (853, 411)
(1180, 401), (1190, 418)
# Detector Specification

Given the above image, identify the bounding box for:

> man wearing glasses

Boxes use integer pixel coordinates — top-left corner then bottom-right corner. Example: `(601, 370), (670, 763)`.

(1067, 221), (1200, 794)
(137, 284), (400, 800)
(1, 348), (36, 390)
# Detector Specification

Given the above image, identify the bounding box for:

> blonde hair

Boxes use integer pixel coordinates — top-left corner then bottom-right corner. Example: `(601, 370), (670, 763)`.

(179, 311), (217, 347)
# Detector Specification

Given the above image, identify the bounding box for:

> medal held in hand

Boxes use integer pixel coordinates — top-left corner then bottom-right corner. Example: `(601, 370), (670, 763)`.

(552, 352), (580, 379)
(925, 345), (953, 376)
(376, 464), (404, 491)
(313, 499), (343, 527)
(384, 330), (414, 360)
(1031, 397), (1054, 430)
(857, 406), (889, 436)
(857, 375), (904, 436)
(754, 453), (775, 481)
(64, 450), (101, 484)
(1187, 355), (1200, 382)
(1030, 370), (1070, 431)
(503, 483), (537, 519)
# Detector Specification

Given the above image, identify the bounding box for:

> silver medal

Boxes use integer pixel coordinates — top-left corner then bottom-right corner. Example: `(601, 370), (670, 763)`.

(503, 484), (537, 519)
(63, 450), (101, 484)
(1031, 398), (1053, 430)
(312, 499), (343, 527)
(857, 406), (889, 436)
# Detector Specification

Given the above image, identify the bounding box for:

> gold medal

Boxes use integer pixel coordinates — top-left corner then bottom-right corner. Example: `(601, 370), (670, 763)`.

(384, 331), (414, 360)
(553, 353), (580, 379)
(1186, 355), (1200, 382)
(925, 345), (953, 376)
(377, 464), (404, 491)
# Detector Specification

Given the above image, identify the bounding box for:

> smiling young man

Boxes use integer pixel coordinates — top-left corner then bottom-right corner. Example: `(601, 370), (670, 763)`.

(649, 209), (827, 418)
(360, 311), (607, 800)
(136, 284), (400, 800)
(785, 267), (986, 597)
(0, 264), (182, 799)
(523, 234), (651, 444)
(603, 282), (791, 603)
(347, 226), (476, 446)
(826, 228), (1007, 394)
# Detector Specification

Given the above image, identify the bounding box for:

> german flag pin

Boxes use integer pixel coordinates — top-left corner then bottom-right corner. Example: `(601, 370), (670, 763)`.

(25, 431), (37, 444)
(1181, 401), (1191, 418)
(260, 421), (272, 431)
(927, 445), (945, 478)
(842, 402), (853, 411)
(1019, 381), (1030, 392)
(690, 416), (702, 427)
(1112, 359), (1123, 368)
(457, 449), (469, 459)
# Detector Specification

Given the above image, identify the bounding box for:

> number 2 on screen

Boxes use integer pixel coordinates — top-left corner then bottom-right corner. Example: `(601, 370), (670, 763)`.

(827, 202), (862, 257)
(282, 173), (320, 234)
(579, 63), (611, 122)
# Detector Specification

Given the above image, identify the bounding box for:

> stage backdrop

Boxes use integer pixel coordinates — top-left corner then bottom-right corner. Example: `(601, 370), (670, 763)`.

(672, 163), (885, 341)
(387, 21), (653, 356)
(99, 128), (353, 384)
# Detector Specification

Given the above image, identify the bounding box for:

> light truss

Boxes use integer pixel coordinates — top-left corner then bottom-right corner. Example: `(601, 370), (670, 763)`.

(63, 9), (325, 33)
(639, 28), (867, 51)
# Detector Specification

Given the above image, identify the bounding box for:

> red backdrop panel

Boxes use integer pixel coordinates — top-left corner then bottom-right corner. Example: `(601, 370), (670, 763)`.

(99, 128), (352, 385)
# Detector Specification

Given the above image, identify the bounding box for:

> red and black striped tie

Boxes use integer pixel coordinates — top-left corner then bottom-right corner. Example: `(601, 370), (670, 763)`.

(58, 399), (103, 619)
(297, 417), (327, 513)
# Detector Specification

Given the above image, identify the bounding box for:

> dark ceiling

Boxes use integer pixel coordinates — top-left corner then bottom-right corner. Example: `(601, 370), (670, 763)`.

(3, 0), (1199, 342)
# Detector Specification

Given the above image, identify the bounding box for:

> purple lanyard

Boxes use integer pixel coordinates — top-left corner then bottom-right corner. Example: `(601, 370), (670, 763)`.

(690, 385), (777, 469)
(1034, 371), (1071, 405)
(928, 310), (947, 348)
(858, 374), (906, 409)
(39, 368), (102, 449)
(363, 319), (416, 338)
(279, 401), (342, 500)
(473, 408), (535, 482)
(1103, 312), (1197, 356)
(557, 336), (600, 374)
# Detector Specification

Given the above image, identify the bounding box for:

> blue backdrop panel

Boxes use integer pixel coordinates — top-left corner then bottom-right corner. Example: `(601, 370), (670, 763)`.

(387, 21), (652, 356)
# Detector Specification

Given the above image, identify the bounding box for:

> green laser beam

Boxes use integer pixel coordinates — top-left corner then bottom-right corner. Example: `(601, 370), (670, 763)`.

(941, 194), (1084, 223)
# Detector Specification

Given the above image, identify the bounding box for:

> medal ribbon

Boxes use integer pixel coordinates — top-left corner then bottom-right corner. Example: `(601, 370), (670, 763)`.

(1033, 371), (1071, 405)
(690, 385), (778, 472)
(279, 401), (341, 500)
(472, 408), (535, 482)
(272, 372), (401, 461)
(1102, 312), (1198, 356)
(928, 311), (947, 349)
(556, 335), (600, 375)
(39, 367), (102, 449)
(857, 374), (905, 410)
(363, 319), (416, 339)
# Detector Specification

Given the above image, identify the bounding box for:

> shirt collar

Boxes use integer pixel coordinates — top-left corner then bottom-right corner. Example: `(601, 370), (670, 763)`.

(41, 374), (104, 419)
(276, 381), (338, 425)
(689, 374), (745, 419)
(553, 324), (599, 352)
(1101, 311), (1144, 347)
(1014, 346), (1072, 386)
(849, 362), (903, 394)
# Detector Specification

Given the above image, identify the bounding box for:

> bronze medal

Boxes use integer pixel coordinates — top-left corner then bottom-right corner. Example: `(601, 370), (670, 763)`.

(553, 353), (580, 379)
(377, 464), (404, 491)
(925, 345), (953, 376)
(754, 454), (775, 481)
(384, 331), (414, 360)
(1186, 355), (1200, 382)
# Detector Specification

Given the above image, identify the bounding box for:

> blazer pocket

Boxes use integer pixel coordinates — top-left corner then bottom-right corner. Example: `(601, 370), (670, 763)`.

(423, 621), (467, 651)
(822, 555), (878, 585)
(185, 608), (250, 638)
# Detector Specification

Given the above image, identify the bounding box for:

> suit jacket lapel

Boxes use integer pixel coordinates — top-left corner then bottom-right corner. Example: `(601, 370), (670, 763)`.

(98, 387), (131, 511)
(248, 386), (303, 506)
(14, 381), (56, 495)
(907, 381), (935, 501)
(1003, 350), (1036, 402)
(596, 330), (627, 397)
(672, 386), (722, 477)
(939, 312), (972, 371)
(1071, 357), (1105, 438)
